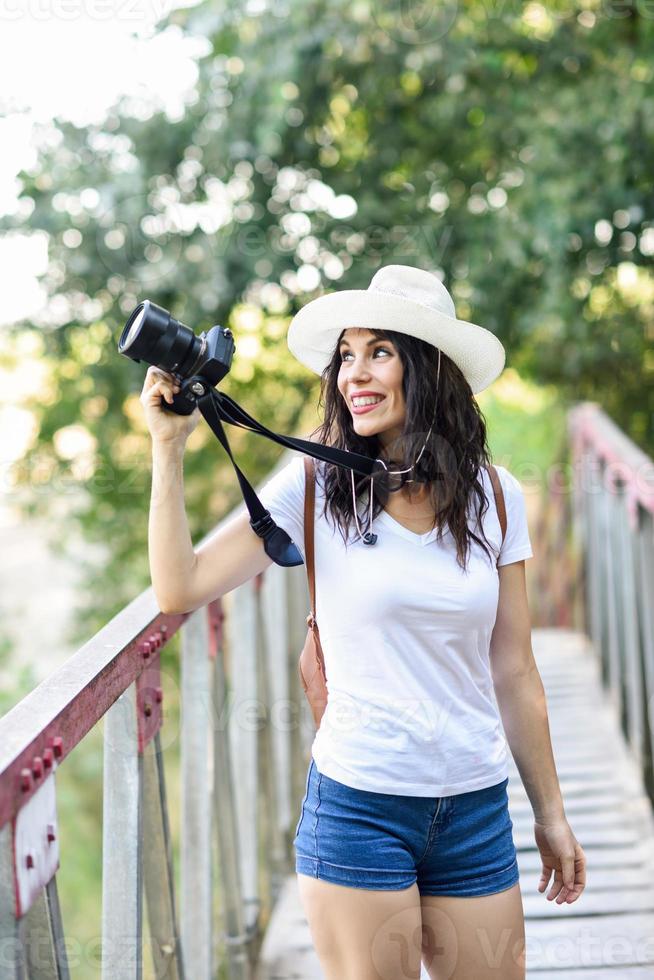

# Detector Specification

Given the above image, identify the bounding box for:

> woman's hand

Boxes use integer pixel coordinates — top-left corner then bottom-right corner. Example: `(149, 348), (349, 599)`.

(140, 365), (202, 446)
(534, 816), (586, 904)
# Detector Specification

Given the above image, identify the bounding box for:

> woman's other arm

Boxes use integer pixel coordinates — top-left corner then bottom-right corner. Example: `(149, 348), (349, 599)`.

(489, 560), (564, 821)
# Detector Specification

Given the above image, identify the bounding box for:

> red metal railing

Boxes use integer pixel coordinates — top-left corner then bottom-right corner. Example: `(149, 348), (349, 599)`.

(568, 401), (654, 800)
(0, 448), (314, 980)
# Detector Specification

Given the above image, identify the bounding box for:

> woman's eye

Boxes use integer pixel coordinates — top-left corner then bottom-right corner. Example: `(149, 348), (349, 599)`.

(340, 347), (391, 362)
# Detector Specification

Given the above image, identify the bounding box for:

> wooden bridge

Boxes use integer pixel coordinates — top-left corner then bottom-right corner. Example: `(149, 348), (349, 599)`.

(1, 400), (654, 979)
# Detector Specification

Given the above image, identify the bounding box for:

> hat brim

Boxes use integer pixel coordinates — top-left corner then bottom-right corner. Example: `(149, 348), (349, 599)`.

(287, 289), (506, 394)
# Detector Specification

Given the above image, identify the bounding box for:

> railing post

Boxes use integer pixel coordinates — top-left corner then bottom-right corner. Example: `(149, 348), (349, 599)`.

(286, 563), (314, 770)
(0, 822), (28, 979)
(0, 774), (70, 980)
(582, 450), (602, 666)
(210, 600), (251, 980)
(255, 569), (287, 921)
(23, 880), (70, 979)
(101, 681), (142, 980)
(636, 509), (654, 794)
(616, 480), (645, 771)
(224, 582), (260, 961)
(180, 608), (213, 980)
(259, 565), (296, 886)
(602, 469), (622, 716)
(141, 731), (185, 979)
(569, 432), (586, 635)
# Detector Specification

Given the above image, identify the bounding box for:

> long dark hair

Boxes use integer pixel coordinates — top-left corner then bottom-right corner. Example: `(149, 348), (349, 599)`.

(307, 327), (499, 572)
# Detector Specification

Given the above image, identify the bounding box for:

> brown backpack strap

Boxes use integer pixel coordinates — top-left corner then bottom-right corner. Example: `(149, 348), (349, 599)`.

(486, 465), (506, 564)
(303, 456), (317, 621)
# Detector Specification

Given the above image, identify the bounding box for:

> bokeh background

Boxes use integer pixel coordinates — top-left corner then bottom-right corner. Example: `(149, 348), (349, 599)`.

(1, 0), (652, 974)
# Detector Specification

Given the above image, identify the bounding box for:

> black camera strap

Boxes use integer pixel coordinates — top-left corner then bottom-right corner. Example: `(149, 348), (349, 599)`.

(196, 387), (377, 568)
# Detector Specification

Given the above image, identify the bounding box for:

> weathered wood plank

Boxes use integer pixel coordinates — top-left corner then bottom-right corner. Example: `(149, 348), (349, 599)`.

(523, 912), (654, 970)
(521, 886), (654, 918)
(527, 970), (654, 979)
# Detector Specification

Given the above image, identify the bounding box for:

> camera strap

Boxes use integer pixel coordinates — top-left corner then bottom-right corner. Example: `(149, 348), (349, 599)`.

(195, 386), (377, 568)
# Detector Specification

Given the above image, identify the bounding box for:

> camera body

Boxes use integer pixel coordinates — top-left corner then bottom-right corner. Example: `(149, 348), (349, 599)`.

(118, 300), (236, 415)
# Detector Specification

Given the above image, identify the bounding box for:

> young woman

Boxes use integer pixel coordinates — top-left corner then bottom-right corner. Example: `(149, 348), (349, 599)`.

(142, 264), (586, 980)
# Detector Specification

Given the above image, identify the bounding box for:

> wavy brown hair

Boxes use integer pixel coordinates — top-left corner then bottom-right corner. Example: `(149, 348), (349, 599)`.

(307, 326), (500, 572)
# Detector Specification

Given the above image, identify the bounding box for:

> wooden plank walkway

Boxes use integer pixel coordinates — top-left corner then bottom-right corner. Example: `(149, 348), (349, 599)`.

(255, 628), (654, 979)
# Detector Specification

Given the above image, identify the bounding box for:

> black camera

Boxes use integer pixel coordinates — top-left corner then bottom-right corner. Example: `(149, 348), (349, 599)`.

(118, 300), (236, 415)
(118, 298), (382, 565)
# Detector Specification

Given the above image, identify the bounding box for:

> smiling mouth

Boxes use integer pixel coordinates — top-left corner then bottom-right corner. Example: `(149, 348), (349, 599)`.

(351, 397), (386, 413)
(351, 395), (386, 405)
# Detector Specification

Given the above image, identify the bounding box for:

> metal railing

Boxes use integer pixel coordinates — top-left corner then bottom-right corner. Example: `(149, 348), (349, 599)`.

(0, 449), (314, 980)
(569, 401), (654, 802)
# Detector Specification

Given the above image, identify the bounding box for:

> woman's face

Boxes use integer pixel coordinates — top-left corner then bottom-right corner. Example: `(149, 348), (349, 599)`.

(336, 327), (406, 451)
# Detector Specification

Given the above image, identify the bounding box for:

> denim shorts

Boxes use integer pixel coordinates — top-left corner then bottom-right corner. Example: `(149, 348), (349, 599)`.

(293, 758), (519, 896)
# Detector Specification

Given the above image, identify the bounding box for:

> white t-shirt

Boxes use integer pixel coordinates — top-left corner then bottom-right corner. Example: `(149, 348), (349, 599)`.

(258, 454), (534, 797)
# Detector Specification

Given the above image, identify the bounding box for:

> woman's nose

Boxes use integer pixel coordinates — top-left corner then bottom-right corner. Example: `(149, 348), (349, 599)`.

(349, 356), (372, 379)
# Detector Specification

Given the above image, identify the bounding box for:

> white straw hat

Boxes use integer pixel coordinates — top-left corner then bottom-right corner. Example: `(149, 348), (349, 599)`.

(287, 264), (506, 394)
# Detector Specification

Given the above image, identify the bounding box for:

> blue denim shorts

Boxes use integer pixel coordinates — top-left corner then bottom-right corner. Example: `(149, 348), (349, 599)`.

(294, 758), (519, 896)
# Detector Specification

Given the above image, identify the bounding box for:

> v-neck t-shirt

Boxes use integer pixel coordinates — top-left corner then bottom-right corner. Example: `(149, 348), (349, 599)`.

(257, 454), (534, 797)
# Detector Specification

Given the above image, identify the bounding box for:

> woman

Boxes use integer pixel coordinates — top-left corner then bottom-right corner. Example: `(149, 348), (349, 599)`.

(142, 264), (586, 980)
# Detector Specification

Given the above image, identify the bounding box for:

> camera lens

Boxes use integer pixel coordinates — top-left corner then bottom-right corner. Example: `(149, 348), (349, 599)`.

(119, 300), (204, 379)
(123, 306), (146, 349)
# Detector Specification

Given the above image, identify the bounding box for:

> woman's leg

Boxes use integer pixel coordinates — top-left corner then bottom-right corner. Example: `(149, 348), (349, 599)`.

(420, 882), (526, 980)
(297, 872), (424, 980)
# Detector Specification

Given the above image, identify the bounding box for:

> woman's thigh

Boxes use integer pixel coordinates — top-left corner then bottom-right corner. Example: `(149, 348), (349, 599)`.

(420, 883), (526, 980)
(297, 873), (424, 980)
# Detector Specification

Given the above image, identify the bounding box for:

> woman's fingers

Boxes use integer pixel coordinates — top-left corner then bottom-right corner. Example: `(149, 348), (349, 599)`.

(142, 367), (181, 402)
(145, 365), (177, 387)
(142, 379), (174, 405)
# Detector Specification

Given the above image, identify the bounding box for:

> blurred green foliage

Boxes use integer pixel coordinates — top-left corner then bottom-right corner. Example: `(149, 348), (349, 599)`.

(0, 625), (38, 716)
(2, 0), (653, 637)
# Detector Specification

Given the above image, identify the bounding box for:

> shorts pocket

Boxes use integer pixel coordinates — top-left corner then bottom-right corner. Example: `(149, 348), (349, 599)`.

(294, 758), (314, 840)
